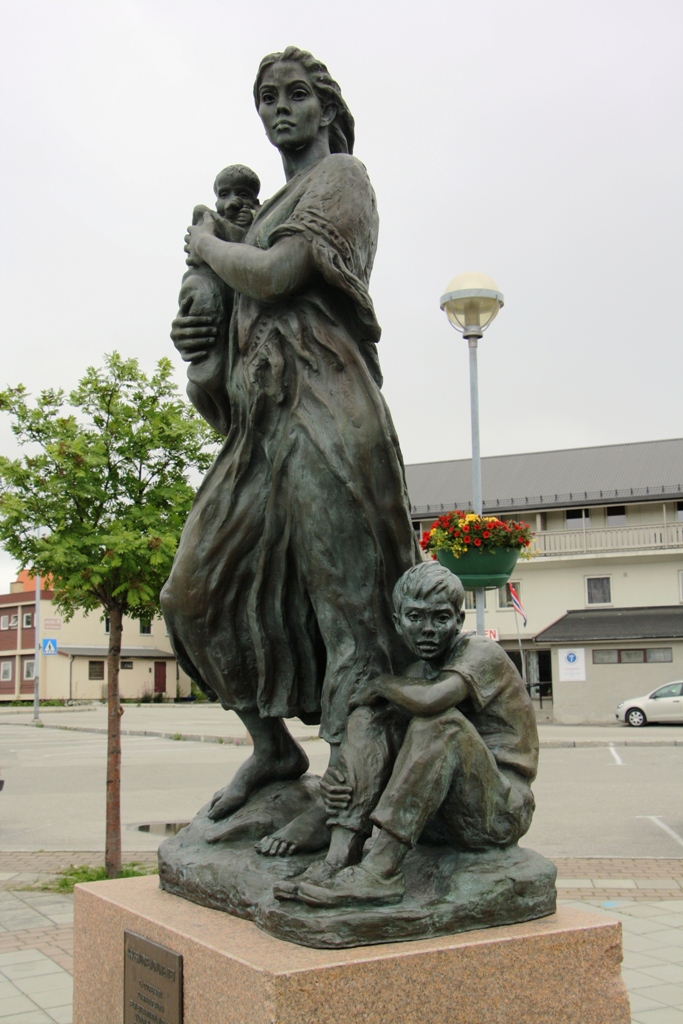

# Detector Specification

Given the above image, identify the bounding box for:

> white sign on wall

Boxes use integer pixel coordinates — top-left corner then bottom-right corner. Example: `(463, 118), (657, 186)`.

(558, 647), (586, 681)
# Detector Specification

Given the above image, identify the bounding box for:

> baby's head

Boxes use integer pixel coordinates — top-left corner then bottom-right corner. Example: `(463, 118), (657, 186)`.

(213, 164), (261, 227)
(392, 563), (465, 663)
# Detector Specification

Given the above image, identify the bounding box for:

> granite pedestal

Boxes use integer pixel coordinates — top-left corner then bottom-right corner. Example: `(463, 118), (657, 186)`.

(73, 875), (630, 1023)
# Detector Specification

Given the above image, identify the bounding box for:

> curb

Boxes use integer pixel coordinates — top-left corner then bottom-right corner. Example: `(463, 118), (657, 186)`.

(1, 721), (304, 746)
(2, 720), (682, 747)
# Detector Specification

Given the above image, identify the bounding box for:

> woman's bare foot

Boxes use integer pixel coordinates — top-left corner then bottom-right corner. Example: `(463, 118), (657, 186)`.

(255, 799), (330, 857)
(208, 730), (309, 821)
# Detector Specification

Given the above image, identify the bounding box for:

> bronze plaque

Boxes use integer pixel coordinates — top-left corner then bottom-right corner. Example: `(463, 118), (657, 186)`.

(124, 931), (182, 1024)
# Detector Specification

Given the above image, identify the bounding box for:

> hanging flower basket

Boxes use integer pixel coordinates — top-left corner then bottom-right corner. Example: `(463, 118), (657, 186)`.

(435, 546), (520, 589)
(421, 510), (533, 589)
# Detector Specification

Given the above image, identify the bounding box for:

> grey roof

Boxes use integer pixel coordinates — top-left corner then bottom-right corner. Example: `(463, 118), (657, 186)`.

(57, 646), (176, 659)
(534, 607), (683, 644)
(405, 437), (683, 517)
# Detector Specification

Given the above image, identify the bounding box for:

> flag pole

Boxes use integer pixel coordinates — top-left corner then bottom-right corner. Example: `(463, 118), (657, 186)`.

(513, 606), (527, 689)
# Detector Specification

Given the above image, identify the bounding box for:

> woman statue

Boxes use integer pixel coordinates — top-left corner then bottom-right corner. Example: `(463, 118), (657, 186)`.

(162, 47), (420, 853)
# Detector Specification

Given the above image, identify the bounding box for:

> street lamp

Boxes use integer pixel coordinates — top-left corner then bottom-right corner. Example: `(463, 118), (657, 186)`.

(440, 271), (504, 636)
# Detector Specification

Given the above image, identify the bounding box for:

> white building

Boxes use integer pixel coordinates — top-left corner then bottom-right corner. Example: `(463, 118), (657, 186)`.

(406, 438), (683, 723)
(0, 572), (191, 702)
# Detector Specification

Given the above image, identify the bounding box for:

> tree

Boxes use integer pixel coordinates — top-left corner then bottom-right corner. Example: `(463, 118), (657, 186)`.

(0, 353), (218, 876)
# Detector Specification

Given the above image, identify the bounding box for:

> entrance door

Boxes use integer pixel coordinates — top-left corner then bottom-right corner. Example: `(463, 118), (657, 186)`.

(154, 661), (167, 695)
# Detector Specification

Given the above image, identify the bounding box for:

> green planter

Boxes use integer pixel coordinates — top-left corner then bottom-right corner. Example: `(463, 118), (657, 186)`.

(436, 547), (520, 590)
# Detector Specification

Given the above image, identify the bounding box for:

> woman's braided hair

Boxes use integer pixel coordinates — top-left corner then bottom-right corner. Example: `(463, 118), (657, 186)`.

(253, 46), (355, 156)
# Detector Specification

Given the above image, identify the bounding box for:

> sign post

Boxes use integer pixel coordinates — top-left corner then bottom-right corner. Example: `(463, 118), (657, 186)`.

(33, 571), (40, 722)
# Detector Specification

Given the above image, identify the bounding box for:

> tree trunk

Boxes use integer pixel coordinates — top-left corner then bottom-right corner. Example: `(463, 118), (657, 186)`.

(105, 604), (124, 878)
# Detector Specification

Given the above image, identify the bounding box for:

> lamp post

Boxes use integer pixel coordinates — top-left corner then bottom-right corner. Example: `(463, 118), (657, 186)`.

(34, 563), (42, 722)
(439, 272), (504, 636)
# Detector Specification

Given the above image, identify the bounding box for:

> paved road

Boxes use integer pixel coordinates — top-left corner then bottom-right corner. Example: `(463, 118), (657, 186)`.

(2, 702), (682, 745)
(1, 715), (682, 857)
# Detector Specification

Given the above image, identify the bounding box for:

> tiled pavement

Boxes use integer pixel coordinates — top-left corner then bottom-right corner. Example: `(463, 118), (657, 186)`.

(0, 855), (681, 1023)
(0, 891), (74, 1024)
(0, 852), (158, 893)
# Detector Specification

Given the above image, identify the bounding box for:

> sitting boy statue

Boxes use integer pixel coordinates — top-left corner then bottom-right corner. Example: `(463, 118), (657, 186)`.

(278, 561), (540, 908)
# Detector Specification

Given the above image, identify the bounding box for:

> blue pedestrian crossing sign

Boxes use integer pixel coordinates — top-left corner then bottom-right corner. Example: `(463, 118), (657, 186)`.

(42, 638), (58, 655)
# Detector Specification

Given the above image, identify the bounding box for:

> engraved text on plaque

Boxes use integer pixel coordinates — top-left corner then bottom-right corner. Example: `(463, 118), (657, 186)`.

(124, 931), (182, 1024)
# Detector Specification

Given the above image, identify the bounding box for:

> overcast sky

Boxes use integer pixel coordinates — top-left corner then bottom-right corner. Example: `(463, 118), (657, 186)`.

(1, 0), (681, 590)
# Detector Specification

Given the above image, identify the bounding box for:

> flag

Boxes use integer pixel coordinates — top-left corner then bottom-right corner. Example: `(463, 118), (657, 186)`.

(508, 582), (527, 627)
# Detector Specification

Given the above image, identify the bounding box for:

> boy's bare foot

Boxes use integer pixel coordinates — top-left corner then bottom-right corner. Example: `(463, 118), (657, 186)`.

(208, 743), (309, 821)
(255, 799), (330, 857)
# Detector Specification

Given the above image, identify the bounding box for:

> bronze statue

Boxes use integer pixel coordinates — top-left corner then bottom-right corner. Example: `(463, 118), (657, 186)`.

(282, 562), (538, 906)
(159, 48), (555, 948)
(162, 45), (420, 852)
(176, 164), (261, 435)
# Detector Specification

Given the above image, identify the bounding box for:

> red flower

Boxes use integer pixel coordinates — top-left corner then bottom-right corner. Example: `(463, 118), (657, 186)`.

(482, 530), (490, 538)
(474, 538), (482, 546)
(463, 535), (471, 543)
(462, 525), (470, 533)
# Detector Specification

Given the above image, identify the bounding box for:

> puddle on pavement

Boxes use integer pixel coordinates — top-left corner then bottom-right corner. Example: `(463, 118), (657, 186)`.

(128, 822), (189, 835)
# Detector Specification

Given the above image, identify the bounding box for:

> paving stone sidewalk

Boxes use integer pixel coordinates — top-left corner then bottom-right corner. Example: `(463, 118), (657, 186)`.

(0, 854), (681, 1023)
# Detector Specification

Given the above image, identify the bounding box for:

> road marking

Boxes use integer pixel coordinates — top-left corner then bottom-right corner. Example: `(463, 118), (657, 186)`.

(608, 743), (624, 765)
(637, 816), (683, 850)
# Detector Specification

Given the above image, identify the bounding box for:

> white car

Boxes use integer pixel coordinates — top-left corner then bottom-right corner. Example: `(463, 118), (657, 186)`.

(616, 681), (683, 727)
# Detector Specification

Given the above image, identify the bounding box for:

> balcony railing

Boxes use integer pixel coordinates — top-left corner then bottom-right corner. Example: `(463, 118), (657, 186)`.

(531, 522), (683, 557)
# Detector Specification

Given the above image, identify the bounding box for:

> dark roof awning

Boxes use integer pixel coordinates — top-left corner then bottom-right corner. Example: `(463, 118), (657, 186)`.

(57, 646), (176, 659)
(405, 437), (683, 516)
(534, 607), (683, 644)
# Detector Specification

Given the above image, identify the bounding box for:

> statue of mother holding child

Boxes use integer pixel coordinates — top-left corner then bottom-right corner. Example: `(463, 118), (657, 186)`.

(160, 47), (550, 941)
(162, 47), (420, 856)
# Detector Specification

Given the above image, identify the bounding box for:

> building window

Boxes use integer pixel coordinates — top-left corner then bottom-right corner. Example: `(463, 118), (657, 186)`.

(677, 501), (683, 522)
(104, 616), (110, 634)
(139, 621), (152, 636)
(592, 647), (672, 664)
(646, 648), (673, 663)
(606, 505), (627, 527)
(620, 649), (645, 664)
(497, 581), (521, 610)
(88, 660), (105, 680)
(464, 591), (486, 611)
(566, 508), (590, 528)
(121, 660), (134, 670)
(0, 616), (8, 630)
(23, 660), (35, 680)
(23, 612), (33, 628)
(0, 661), (12, 682)
(9, 615), (18, 629)
(586, 576), (611, 605)
(593, 649), (618, 664)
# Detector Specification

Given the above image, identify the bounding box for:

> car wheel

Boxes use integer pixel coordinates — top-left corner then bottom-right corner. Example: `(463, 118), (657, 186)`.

(626, 708), (647, 728)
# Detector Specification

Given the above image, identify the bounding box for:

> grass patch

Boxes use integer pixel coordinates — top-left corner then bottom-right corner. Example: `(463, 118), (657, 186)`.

(171, 732), (184, 741)
(42, 861), (157, 893)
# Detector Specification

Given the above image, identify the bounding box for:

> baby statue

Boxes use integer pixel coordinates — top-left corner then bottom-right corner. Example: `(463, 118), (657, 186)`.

(175, 164), (260, 435)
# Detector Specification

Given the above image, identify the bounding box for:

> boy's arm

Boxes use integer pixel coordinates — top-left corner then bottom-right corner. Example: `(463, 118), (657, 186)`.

(353, 671), (468, 717)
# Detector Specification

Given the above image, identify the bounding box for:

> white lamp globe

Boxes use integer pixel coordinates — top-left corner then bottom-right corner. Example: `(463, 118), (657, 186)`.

(440, 272), (504, 333)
